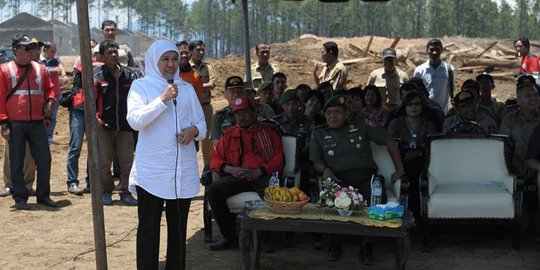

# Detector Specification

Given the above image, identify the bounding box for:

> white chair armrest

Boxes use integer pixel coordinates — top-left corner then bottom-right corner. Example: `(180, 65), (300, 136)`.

(392, 178), (401, 201)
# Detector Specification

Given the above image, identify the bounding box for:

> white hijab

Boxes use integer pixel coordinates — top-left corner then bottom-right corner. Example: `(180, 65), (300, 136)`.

(138, 39), (182, 92)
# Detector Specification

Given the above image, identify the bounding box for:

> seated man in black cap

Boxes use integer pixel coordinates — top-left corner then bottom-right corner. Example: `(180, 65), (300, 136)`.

(310, 94), (405, 263)
(446, 79), (491, 119)
(443, 91), (497, 133)
(210, 76), (275, 146)
(206, 95), (284, 251)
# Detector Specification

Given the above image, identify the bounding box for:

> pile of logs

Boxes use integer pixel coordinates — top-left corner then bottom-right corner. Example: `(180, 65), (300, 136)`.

(345, 36), (520, 80)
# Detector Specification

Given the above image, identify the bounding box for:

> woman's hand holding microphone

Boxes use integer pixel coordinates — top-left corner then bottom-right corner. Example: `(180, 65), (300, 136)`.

(161, 81), (178, 103)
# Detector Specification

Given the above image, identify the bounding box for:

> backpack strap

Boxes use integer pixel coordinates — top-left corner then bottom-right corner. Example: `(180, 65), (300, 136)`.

(6, 62), (32, 100)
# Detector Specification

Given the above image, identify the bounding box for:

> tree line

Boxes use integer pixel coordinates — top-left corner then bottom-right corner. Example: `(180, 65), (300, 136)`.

(5, 0), (540, 58)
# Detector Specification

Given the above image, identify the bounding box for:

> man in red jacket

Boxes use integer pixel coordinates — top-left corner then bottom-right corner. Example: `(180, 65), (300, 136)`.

(206, 95), (284, 251)
(0, 34), (56, 210)
(515, 37), (540, 74)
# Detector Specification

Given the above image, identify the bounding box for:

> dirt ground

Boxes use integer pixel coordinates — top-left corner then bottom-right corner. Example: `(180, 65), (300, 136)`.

(0, 35), (538, 269)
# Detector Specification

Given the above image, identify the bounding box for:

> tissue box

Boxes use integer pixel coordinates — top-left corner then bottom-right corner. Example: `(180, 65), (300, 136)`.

(368, 202), (404, 221)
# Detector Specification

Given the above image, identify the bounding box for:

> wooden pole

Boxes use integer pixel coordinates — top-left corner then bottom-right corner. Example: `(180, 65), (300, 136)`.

(75, 0), (108, 269)
(241, 0), (252, 91)
(390, 36), (401, 49)
(364, 35), (373, 57)
(476, 41), (498, 58)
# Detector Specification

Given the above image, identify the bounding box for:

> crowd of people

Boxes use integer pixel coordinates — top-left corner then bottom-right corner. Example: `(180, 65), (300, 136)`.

(1, 20), (540, 268)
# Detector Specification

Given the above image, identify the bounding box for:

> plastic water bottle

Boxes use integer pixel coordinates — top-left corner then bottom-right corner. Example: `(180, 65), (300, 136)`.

(269, 172), (280, 186)
(370, 175), (383, 206)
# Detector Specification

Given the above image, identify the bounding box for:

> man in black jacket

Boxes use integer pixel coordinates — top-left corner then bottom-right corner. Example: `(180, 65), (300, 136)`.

(94, 40), (143, 205)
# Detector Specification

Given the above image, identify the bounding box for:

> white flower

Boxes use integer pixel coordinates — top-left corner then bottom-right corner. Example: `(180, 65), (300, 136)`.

(334, 194), (352, 210)
(351, 192), (363, 205)
(325, 199), (334, 207)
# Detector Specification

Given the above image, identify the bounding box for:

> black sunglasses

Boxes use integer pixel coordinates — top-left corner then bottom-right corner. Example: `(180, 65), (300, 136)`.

(18, 44), (38, 52)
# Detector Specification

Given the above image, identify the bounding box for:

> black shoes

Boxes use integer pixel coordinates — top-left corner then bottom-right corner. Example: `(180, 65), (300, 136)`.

(11, 201), (30, 210)
(37, 197), (58, 208)
(205, 238), (239, 251)
(327, 241), (342, 262)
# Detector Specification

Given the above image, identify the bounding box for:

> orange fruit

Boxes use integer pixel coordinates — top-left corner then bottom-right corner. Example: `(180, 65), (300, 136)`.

(298, 192), (308, 201)
(289, 187), (301, 196)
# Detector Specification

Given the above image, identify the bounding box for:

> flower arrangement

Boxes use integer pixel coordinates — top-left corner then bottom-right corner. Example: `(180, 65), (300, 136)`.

(319, 178), (365, 216)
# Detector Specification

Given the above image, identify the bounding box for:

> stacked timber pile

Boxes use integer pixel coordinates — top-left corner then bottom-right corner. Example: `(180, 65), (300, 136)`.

(344, 37), (520, 81)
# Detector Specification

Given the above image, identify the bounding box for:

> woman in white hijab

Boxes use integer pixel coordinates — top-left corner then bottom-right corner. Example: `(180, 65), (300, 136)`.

(127, 39), (206, 270)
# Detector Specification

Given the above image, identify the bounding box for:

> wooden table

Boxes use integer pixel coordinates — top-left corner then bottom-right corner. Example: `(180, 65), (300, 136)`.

(237, 206), (414, 270)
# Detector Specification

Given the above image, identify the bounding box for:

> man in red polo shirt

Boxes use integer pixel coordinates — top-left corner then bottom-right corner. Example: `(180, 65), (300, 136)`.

(206, 95), (284, 251)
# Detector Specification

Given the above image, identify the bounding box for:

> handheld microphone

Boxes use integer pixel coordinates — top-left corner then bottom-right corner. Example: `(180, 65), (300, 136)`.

(165, 74), (176, 106)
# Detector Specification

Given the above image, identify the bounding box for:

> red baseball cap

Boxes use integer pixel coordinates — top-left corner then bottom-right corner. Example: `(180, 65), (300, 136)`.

(230, 96), (254, 113)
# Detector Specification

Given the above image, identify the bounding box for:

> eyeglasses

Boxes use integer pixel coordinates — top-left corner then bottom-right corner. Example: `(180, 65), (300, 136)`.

(406, 102), (422, 107)
(18, 44), (37, 52)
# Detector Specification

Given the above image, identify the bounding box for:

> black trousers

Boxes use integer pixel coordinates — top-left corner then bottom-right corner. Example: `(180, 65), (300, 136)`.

(9, 121), (51, 204)
(207, 175), (267, 240)
(403, 155), (424, 220)
(136, 186), (191, 270)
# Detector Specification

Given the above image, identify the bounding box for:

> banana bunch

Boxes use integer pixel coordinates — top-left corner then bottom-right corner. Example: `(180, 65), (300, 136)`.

(265, 186), (308, 202)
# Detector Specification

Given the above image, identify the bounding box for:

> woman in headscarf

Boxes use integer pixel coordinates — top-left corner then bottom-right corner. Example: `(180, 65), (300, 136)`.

(127, 39), (206, 270)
